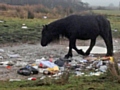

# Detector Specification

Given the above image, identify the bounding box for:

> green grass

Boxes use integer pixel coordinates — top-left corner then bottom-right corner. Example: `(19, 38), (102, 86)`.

(0, 17), (56, 43)
(93, 10), (120, 38)
(0, 75), (120, 90)
(0, 10), (120, 43)
(93, 10), (120, 15)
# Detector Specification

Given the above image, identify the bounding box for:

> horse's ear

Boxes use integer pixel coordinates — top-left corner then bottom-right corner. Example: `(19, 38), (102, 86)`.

(42, 25), (48, 28)
(42, 25), (45, 28)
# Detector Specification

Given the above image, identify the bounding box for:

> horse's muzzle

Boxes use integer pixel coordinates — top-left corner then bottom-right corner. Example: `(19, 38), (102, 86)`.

(41, 42), (47, 46)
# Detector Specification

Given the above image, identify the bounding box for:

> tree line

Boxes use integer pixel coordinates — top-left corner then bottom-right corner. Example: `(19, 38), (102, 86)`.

(0, 0), (90, 11)
(0, 0), (91, 19)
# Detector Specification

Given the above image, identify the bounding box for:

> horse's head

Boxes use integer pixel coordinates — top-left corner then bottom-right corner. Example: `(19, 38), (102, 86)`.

(41, 24), (60, 46)
(41, 25), (51, 46)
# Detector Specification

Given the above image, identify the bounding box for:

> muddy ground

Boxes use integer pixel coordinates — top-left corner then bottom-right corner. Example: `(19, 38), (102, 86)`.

(0, 39), (120, 81)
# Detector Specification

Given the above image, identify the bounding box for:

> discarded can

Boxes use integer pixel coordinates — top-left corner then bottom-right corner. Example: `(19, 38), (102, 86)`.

(28, 77), (37, 81)
(109, 57), (114, 63)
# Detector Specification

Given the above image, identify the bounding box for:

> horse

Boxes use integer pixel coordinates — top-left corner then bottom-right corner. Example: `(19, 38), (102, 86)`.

(41, 15), (113, 58)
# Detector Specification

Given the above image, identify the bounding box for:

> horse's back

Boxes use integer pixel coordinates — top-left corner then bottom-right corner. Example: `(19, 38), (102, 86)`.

(64, 15), (103, 39)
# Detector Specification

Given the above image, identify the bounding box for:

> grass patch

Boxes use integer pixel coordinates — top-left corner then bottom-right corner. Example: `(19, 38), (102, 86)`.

(93, 10), (120, 16)
(0, 75), (120, 90)
(0, 17), (56, 43)
(93, 10), (120, 38)
(0, 10), (120, 43)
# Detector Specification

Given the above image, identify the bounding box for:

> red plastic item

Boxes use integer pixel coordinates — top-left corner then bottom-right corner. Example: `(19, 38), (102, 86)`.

(39, 63), (43, 68)
(49, 58), (53, 62)
(31, 77), (36, 80)
(6, 65), (11, 69)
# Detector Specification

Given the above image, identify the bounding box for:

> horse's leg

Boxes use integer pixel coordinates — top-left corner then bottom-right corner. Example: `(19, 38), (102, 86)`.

(64, 39), (74, 59)
(85, 39), (96, 55)
(65, 39), (85, 58)
(73, 46), (85, 55)
(100, 34), (113, 56)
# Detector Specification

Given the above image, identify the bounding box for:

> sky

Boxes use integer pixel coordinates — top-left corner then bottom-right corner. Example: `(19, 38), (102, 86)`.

(82, 0), (120, 7)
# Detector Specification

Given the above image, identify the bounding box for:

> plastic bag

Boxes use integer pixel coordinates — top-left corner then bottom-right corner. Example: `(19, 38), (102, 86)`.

(17, 65), (39, 76)
(17, 68), (31, 76)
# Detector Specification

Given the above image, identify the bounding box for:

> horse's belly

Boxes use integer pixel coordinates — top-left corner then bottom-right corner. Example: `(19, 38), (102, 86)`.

(77, 37), (90, 40)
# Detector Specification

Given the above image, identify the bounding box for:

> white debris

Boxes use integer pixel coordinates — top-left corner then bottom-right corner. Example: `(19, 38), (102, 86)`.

(22, 24), (28, 29)
(117, 63), (120, 69)
(9, 79), (21, 81)
(15, 61), (28, 67)
(75, 71), (84, 76)
(43, 16), (47, 19)
(40, 76), (46, 80)
(99, 65), (107, 72)
(7, 54), (21, 58)
(0, 61), (14, 66)
(0, 20), (4, 23)
(35, 57), (46, 65)
(32, 65), (38, 70)
(0, 49), (4, 52)
(52, 72), (62, 77)
(22, 26), (28, 29)
(0, 56), (3, 59)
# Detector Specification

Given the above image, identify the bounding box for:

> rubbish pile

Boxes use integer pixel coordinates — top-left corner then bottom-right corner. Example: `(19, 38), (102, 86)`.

(0, 47), (118, 81)
(12, 56), (115, 81)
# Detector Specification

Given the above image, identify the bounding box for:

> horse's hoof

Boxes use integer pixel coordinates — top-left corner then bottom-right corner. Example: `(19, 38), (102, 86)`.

(84, 52), (90, 56)
(64, 54), (72, 59)
(78, 49), (85, 55)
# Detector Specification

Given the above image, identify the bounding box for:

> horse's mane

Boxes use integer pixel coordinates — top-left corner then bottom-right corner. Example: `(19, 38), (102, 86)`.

(47, 18), (66, 42)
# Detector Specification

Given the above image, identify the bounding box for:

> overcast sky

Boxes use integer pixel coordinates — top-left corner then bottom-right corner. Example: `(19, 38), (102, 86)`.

(82, 0), (120, 7)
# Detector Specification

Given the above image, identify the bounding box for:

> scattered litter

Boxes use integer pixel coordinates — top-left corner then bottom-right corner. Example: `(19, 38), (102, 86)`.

(0, 49), (4, 52)
(1, 42), (120, 82)
(43, 16), (47, 19)
(54, 58), (65, 67)
(0, 20), (4, 23)
(40, 60), (58, 68)
(118, 63), (120, 69)
(79, 59), (87, 63)
(43, 70), (52, 75)
(6, 65), (12, 69)
(17, 68), (31, 76)
(21, 24), (28, 29)
(99, 65), (107, 72)
(0, 61), (14, 66)
(114, 29), (118, 32)
(0, 56), (3, 59)
(32, 65), (38, 70)
(52, 72), (62, 77)
(40, 76), (46, 80)
(75, 71), (84, 76)
(28, 77), (37, 81)
(7, 54), (21, 58)
(9, 79), (21, 82)
(35, 57), (46, 65)
(15, 61), (28, 67)
(89, 72), (103, 76)
(17, 65), (39, 76)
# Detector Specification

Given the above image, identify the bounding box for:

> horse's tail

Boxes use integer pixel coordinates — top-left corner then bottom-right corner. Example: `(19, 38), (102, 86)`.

(107, 20), (113, 52)
(96, 15), (113, 56)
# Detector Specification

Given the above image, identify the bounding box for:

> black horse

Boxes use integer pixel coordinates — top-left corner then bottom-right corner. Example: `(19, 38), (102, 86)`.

(41, 15), (113, 58)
